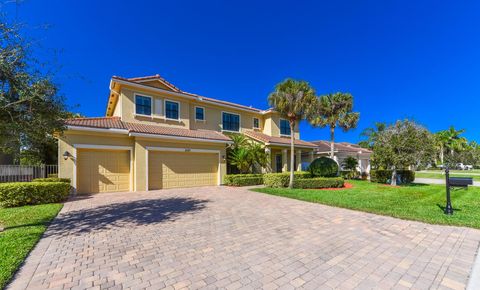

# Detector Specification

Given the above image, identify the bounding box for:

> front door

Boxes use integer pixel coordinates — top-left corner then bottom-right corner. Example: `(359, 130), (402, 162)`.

(275, 154), (282, 173)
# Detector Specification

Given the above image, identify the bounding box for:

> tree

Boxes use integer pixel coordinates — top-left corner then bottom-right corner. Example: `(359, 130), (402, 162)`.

(0, 20), (68, 164)
(373, 120), (435, 185)
(342, 156), (359, 179)
(227, 134), (268, 174)
(359, 122), (386, 149)
(309, 92), (359, 159)
(268, 79), (316, 188)
(435, 126), (467, 165)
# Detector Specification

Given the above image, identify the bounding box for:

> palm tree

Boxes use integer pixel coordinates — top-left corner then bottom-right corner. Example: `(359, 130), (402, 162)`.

(309, 92), (359, 160)
(435, 126), (467, 165)
(268, 79), (316, 188)
(359, 122), (386, 149)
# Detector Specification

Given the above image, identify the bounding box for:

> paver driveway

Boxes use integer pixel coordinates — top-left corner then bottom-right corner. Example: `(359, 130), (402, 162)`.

(8, 186), (480, 290)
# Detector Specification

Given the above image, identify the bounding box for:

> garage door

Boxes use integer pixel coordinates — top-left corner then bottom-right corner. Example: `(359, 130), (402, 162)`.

(149, 151), (218, 190)
(77, 149), (130, 194)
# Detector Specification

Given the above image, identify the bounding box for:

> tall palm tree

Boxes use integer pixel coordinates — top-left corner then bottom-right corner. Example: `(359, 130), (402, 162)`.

(309, 92), (359, 159)
(268, 79), (316, 188)
(435, 126), (467, 165)
(359, 122), (386, 149)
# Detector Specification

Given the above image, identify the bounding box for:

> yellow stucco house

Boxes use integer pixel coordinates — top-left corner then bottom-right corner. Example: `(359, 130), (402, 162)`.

(58, 75), (317, 194)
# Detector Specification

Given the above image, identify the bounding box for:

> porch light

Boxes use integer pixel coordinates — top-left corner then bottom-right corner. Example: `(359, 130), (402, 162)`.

(63, 151), (72, 160)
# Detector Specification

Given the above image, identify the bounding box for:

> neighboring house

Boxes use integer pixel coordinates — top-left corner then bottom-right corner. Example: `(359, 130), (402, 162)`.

(58, 74), (316, 194)
(309, 141), (372, 173)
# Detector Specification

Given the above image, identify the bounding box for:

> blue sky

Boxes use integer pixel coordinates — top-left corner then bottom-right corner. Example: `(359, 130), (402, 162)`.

(4, 0), (480, 143)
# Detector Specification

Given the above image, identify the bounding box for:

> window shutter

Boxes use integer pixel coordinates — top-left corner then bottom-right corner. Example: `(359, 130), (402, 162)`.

(154, 99), (163, 115)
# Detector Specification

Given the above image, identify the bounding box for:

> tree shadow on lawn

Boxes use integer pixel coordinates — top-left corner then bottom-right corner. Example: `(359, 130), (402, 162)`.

(44, 197), (209, 237)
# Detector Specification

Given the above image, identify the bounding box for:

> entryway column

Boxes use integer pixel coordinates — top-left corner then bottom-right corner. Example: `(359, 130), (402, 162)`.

(282, 149), (288, 172)
(296, 149), (302, 171)
(309, 150), (314, 162)
(263, 147), (272, 173)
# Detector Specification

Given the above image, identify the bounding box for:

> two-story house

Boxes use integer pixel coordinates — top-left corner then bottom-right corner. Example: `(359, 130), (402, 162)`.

(58, 75), (317, 194)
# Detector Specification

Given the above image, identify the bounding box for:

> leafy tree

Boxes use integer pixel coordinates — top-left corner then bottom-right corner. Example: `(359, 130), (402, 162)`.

(373, 120), (435, 185)
(0, 20), (68, 164)
(268, 79), (316, 188)
(359, 122), (386, 149)
(309, 92), (359, 159)
(342, 156), (359, 179)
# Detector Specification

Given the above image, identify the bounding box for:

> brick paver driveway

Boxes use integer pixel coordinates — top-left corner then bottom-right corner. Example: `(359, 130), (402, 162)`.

(8, 186), (480, 290)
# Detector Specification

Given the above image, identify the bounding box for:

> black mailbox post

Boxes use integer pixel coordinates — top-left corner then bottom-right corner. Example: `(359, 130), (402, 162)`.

(444, 167), (453, 215)
(444, 167), (473, 215)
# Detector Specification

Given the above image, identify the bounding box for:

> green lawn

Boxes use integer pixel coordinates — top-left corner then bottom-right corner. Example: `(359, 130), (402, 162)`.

(253, 180), (480, 229)
(0, 204), (62, 289)
(416, 171), (480, 181)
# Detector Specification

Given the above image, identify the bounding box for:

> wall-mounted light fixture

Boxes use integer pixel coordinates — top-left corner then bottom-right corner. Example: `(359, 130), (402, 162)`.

(63, 151), (73, 160)
(222, 155), (226, 161)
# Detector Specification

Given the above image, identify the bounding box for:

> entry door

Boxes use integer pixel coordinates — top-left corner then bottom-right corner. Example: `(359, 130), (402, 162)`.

(275, 154), (282, 173)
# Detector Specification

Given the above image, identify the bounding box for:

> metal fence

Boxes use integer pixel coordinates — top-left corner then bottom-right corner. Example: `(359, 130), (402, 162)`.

(0, 165), (58, 183)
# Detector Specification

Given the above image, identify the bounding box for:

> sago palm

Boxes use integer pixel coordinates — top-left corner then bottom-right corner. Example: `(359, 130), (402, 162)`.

(268, 79), (316, 188)
(310, 92), (359, 159)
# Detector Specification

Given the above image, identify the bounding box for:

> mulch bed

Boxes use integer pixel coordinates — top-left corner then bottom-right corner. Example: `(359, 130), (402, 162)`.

(310, 182), (354, 191)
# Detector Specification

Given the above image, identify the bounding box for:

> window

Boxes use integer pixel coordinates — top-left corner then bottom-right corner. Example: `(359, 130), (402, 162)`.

(253, 118), (259, 129)
(165, 100), (179, 120)
(222, 112), (240, 132)
(135, 95), (151, 115)
(195, 107), (205, 121)
(280, 119), (291, 135)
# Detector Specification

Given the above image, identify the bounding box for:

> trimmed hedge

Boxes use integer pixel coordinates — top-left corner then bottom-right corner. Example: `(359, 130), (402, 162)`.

(293, 177), (344, 189)
(263, 171), (311, 188)
(32, 177), (71, 183)
(0, 182), (71, 208)
(370, 170), (415, 184)
(308, 157), (339, 177)
(223, 174), (264, 186)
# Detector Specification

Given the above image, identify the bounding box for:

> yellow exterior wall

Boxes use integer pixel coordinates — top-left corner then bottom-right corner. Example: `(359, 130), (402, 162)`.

(57, 131), (134, 191)
(58, 130), (228, 193)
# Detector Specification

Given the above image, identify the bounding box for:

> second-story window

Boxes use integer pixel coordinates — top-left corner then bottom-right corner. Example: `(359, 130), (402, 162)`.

(165, 100), (179, 120)
(195, 107), (205, 121)
(280, 119), (291, 136)
(222, 112), (240, 132)
(253, 118), (259, 129)
(135, 95), (151, 115)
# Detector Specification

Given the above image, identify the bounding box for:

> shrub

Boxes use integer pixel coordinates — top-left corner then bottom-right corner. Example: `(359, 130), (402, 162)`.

(370, 170), (415, 184)
(32, 177), (71, 183)
(263, 171), (311, 188)
(223, 174), (264, 186)
(48, 174), (58, 178)
(0, 182), (71, 208)
(293, 177), (344, 189)
(340, 170), (359, 180)
(308, 157), (339, 177)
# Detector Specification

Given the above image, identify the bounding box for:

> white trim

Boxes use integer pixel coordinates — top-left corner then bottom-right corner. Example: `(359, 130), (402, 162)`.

(221, 111), (241, 133)
(73, 144), (134, 192)
(134, 93), (153, 116)
(129, 132), (232, 144)
(194, 106), (205, 121)
(111, 78), (263, 114)
(135, 78), (179, 92)
(67, 126), (129, 134)
(164, 99), (181, 121)
(279, 118), (291, 136)
(145, 146), (222, 190)
(145, 149), (149, 191)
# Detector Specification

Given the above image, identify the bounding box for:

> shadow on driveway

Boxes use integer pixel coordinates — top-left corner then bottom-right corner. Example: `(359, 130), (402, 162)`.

(45, 197), (209, 237)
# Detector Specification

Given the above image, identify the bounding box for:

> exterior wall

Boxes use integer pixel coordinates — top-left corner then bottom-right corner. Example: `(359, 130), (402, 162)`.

(58, 130), (228, 192)
(112, 84), (298, 138)
(133, 138), (227, 191)
(262, 113), (300, 139)
(57, 131), (135, 190)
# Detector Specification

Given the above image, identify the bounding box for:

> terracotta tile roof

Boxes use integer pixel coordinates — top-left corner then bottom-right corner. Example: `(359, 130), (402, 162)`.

(65, 117), (231, 142)
(65, 117), (127, 130)
(311, 140), (372, 153)
(244, 131), (317, 148)
(124, 122), (231, 141)
(112, 75), (264, 113)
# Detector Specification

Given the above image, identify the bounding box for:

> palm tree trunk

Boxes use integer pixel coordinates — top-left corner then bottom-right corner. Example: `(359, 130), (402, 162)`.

(289, 121), (295, 189)
(440, 144), (444, 164)
(330, 126), (335, 159)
